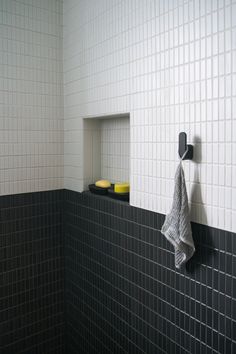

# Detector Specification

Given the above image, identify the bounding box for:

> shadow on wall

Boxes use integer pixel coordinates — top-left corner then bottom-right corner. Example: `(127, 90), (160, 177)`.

(187, 136), (216, 273)
(189, 135), (207, 223)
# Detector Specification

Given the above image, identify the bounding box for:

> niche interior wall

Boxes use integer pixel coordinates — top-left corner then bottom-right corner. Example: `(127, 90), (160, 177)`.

(64, 0), (236, 233)
(83, 114), (130, 190)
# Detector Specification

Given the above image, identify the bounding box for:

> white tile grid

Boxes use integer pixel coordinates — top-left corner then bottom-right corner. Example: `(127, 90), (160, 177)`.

(0, 0), (64, 195)
(101, 117), (130, 183)
(64, 0), (236, 232)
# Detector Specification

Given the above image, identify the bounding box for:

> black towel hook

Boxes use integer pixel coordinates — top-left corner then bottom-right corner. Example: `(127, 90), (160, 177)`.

(179, 132), (193, 160)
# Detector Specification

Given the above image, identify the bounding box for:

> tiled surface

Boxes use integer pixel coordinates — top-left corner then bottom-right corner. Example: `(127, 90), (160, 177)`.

(101, 117), (130, 183)
(0, 190), (65, 354)
(1, 188), (236, 354)
(65, 189), (236, 354)
(0, 0), (64, 195)
(64, 0), (236, 232)
(1, 0), (236, 232)
(83, 115), (130, 188)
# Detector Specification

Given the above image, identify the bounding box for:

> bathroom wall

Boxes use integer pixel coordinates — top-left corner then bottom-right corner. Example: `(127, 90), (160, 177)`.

(65, 190), (236, 354)
(0, 0), (64, 196)
(64, 0), (236, 233)
(0, 2), (65, 353)
(0, 190), (65, 354)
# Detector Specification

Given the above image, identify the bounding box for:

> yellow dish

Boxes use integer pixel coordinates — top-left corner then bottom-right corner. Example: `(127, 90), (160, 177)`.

(114, 183), (130, 194)
(95, 179), (111, 188)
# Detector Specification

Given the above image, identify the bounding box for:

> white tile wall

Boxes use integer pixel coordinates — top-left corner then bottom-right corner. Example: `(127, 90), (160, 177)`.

(64, 0), (236, 232)
(0, 0), (63, 195)
(1, 0), (235, 232)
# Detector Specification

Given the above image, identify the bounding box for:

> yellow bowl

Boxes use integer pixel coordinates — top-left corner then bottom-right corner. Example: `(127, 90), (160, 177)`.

(114, 183), (130, 194)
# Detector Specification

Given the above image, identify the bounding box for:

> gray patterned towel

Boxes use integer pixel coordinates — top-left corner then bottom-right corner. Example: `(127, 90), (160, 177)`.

(161, 162), (195, 268)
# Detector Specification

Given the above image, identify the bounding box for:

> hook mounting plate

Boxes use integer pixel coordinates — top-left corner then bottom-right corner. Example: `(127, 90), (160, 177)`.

(179, 132), (193, 160)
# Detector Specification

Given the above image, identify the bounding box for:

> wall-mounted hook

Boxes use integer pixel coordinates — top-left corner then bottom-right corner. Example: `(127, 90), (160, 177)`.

(179, 132), (193, 160)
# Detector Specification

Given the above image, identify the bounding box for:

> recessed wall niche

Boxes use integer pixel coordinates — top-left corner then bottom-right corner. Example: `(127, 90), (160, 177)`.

(83, 114), (130, 191)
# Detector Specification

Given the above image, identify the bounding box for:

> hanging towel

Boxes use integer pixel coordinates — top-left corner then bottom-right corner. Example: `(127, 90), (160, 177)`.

(161, 159), (195, 268)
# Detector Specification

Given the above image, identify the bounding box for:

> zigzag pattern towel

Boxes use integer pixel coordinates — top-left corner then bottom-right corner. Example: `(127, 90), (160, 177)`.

(161, 162), (195, 268)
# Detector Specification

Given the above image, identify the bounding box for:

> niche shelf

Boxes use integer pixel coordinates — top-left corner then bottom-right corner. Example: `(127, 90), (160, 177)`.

(83, 113), (130, 191)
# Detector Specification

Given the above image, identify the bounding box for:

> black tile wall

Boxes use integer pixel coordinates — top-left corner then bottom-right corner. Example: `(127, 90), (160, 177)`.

(0, 190), (65, 354)
(1, 189), (236, 354)
(64, 190), (236, 354)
